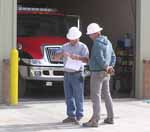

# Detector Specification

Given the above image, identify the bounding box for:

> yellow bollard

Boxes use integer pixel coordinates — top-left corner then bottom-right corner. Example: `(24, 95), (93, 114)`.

(10, 48), (18, 105)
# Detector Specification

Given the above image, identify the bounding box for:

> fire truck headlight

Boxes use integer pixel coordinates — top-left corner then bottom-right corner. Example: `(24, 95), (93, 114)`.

(34, 71), (41, 77)
(30, 69), (41, 77)
(30, 59), (42, 65)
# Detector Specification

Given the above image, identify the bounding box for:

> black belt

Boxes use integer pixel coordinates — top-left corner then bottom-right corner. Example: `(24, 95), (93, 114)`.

(90, 70), (106, 72)
(64, 71), (82, 74)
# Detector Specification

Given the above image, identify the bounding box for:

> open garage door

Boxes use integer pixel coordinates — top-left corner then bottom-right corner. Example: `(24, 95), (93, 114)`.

(17, 0), (136, 98)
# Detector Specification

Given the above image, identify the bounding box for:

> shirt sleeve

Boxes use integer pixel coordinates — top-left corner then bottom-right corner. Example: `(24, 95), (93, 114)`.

(81, 45), (89, 58)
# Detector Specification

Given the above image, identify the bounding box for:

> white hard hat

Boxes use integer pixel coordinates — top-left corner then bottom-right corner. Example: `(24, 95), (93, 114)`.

(86, 23), (103, 35)
(66, 27), (82, 40)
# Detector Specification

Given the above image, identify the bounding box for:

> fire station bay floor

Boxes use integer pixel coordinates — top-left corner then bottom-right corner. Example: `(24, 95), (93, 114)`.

(0, 98), (150, 132)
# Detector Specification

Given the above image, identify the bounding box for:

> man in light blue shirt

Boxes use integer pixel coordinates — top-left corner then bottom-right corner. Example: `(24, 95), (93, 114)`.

(83, 23), (116, 127)
(54, 27), (89, 123)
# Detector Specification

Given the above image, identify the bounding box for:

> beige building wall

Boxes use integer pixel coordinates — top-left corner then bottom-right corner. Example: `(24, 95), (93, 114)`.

(0, 0), (17, 103)
(136, 0), (150, 98)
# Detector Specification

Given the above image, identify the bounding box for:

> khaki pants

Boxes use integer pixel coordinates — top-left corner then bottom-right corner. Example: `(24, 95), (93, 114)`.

(90, 71), (114, 121)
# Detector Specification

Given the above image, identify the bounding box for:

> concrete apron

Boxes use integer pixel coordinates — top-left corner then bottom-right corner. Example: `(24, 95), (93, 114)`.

(0, 98), (150, 132)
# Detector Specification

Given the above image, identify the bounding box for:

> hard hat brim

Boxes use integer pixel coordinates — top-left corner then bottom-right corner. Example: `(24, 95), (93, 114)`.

(86, 27), (103, 35)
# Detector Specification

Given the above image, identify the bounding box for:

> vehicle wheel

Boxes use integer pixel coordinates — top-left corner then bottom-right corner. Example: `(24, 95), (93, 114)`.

(18, 74), (26, 98)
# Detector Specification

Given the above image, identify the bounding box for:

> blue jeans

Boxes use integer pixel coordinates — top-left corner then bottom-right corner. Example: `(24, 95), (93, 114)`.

(64, 72), (84, 119)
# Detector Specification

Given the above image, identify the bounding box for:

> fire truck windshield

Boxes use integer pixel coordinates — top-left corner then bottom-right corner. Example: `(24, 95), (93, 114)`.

(17, 14), (70, 37)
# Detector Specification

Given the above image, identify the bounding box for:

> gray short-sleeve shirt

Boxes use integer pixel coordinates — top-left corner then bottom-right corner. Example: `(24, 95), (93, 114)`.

(57, 41), (89, 72)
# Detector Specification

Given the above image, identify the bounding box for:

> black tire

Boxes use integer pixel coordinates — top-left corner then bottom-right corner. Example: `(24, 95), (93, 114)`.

(18, 74), (26, 98)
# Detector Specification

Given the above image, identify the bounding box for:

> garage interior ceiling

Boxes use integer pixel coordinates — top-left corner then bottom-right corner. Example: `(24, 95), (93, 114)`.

(17, 0), (136, 46)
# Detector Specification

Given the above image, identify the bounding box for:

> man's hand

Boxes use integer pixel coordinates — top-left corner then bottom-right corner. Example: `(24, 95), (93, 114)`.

(53, 52), (70, 61)
(70, 54), (89, 63)
(63, 52), (71, 57)
(70, 54), (80, 60)
(106, 66), (115, 75)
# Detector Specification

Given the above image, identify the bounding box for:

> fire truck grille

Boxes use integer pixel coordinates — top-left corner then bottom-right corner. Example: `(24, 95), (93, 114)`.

(53, 71), (64, 76)
(45, 47), (63, 64)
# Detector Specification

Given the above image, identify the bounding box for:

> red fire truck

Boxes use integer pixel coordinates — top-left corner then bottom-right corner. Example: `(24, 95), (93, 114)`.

(17, 6), (85, 97)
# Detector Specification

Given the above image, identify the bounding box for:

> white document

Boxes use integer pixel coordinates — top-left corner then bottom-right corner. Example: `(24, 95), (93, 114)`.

(64, 57), (83, 71)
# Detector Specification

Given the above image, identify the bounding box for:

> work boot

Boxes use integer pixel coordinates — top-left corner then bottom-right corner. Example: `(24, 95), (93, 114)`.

(104, 118), (114, 124)
(75, 117), (83, 125)
(62, 117), (76, 123)
(82, 119), (99, 127)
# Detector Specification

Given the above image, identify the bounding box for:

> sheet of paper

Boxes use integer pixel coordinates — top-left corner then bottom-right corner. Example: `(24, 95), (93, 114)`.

(64, 57), (83, 71)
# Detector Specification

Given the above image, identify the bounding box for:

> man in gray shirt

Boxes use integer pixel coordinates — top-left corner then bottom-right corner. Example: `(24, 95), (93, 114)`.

(54, 27), (89, 123)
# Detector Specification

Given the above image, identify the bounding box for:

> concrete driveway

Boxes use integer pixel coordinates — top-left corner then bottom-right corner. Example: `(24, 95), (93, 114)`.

(0, 98), (150, 132)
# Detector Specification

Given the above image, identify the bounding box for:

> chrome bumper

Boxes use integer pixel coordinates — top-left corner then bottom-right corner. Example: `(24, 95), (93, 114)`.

(19, 65), (64, 81)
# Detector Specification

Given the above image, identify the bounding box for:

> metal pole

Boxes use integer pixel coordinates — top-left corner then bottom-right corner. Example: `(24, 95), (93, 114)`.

(10, 49), (18, 105)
